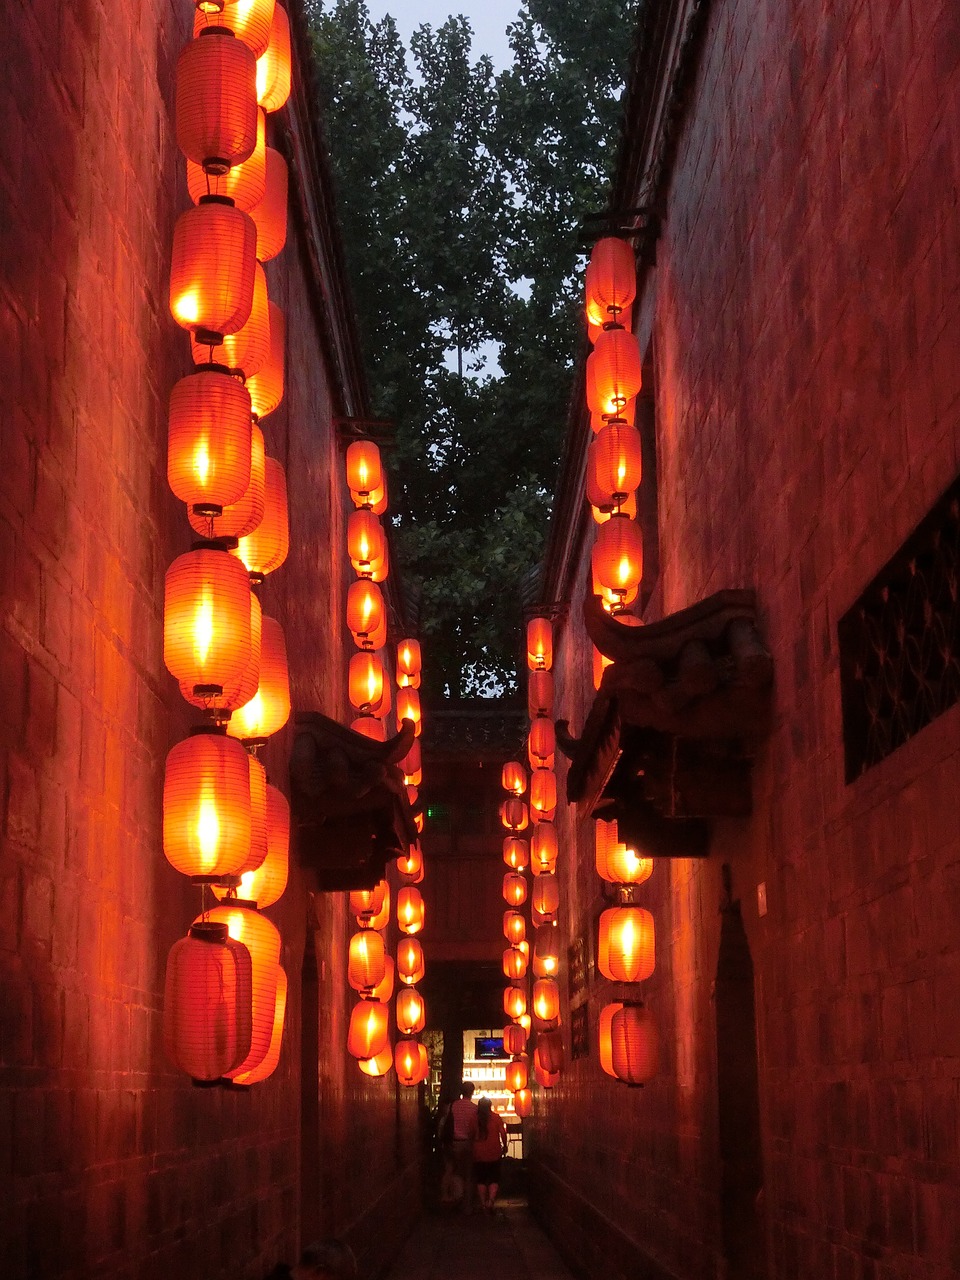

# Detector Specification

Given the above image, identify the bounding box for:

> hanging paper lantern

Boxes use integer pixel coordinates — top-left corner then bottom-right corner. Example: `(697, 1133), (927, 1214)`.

(231, 962), (286, 1085)
(500, 799), (528, 832)
(358, 1044), (394, 1077)
(397, 938), (425, 985)
(352, 715), (386, 741)
(397, 639), (421, 688)
(401, 742), (422, 787)
(369, 884), (391, 930)
(187, 105), (266, 210)
(168, 370), (252, 516)
(608, 1003), (658, 1085)
(595, 819), (653, 885)
(347, 999), (389, 1059)
(256, 2), (291, 111)
(585, 236), (636, 322)
(215, 781), (289, 906)
(202, 901), (281, 1077)
(503, 1022), (527, 1056)
(235, 456), (288, 580)
(526, 617), (552, 670)
(194, 0), (276, 57)
(593, 513), (643, 601)
(501, 761), (527, 796)
(532, 874), (559, 922)
(532, 977), (561, 1027)
(346, 439), (383, 499)
(349, 650), (385, 713)
(170, 200), (257, 342)
(348, 929), (387, 994)
(530, 768), (557, 819)
(395, 1039), (429, 1087)
(350, 882), (386, 925)
(351, 480), (387, 516)
(371, 955), (395, 1003)
(591, 422), (642, 505)
(191, 259), (271, 380)
(163, 921), (253, 1082)
(527, 671), (554, 719)
(249, 146), (288, 261)
(397, 687), (422, 735)
(533, 924), (561, 979)
(531, 824), (558, 875)
(397, 842), (423, 879)
(598, 907), (655, 982)
(534, 1060), (560, 1089)
(536, 1028), (564, 1076)
(503, 911), (526, 946)
(176, 31), (258, 173)
(513, 1089), (533, 1118)
(227, 615), (290, 741)
(346, 579), (385, 646)
(599, 1003), (622, 1078)
(504, 986), (527, 1020)
(587, 327), (642, 419)
(397, 886), (425, 935)
(185, 587), (260, 713)
(503, 872), (527, 907)
(502, 837), (528, 871)
(506, 1056), (528, 1092)
(396, 987), (426, 1036)
(502, 946), (527, 981)
(246, 302), (285, 421)
(190, 421), (266, 540)
(528, 717), (555, 766)
(347, 509), (386, 577)
(164, 544), (252, 703)
(163, 730), (251, 880)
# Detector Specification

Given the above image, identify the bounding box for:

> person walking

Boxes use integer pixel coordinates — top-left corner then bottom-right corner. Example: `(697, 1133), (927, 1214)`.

(449, 1081), (479, 1212)
(472, 1097), (508, 1213)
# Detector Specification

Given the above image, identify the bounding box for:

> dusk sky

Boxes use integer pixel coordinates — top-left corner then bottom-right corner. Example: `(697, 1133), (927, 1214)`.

(364, 0), (522, 69)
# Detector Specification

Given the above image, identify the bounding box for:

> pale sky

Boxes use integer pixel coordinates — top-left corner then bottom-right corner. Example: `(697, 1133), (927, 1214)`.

(363, 0), (522, 70)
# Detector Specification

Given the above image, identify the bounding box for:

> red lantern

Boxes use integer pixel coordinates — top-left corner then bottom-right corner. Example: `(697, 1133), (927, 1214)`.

(256, 2), (291, 111)
(346, 439), (383, 498)
(397, 886), (425, 935)
(591, 422), (642, 506)
(503, 910), (526, 945)
(191, 259), (270, 379)
(395, 1040), (429, 1087)
(401, 742), (422, 787)
(503, 872), (527, 907)
(202, 901), (281, 1078)
(187, 105), (266, 210)
(396, 987), (426, 1035)
(608, 1002), (658, 1085)
(500, 799), (528, 832)
(250, 146), (288, 261)
(530, 768), (557, 819)
(527, 671), (554, 719)
(512, 1089), (533, 1118)
(506, 1056), (528, 1092)
(397, 842), (423, 879)
(163, 921), (252, 1082)
(170, 200), (257, 342)
(350, 881), (386, 925)
(595, 819), (653, 885)
(531, 824), (558, 875)
(348, 929), (387, 994)
(532, 977), (560, 1027)
(526, 617), (552, 670)
(397, 639), (421, 687)
(346, 579), (385, 645)
(371, 955), (395, 1003)
(190, 421), (266, 541)
(168, 371), (252, 515)
(246, 302), (285, 421)
(227, 615), (290, 741)
(501, 761), (526, 796)
(397, 938), (425, 985)
(236, 456), (288, 580)
(533, 924), (561, 979)
(358, 1045), (394, 1077)
(502, 837), (528, 871)
(349, 650), (385, 712)
(599, 1003), (620, 1078)
(185, 588), (259, 713)
(534, 1060), (560, 1089)
(231, 962), (286, 1085)
(164, 544), (252, 705)
(503, 946), (527, 981)
(397, 687), (422, 735)
(504, 986), (526, 1020)
(587, 327), (642, 419)
(352, 715), (385, 741)
(194, 0), (276, 57)
(503, 1022), (527, 1055)
(347, 999), (389, 1059)
(598, 907), (655, 982)
(532, 874), (559, 922)
(536, 1027), (564, 1076)
(592, 513), (643, 601)
(163, 730), (251, 880)
(528, 717), (555, 766)
(347, 509), (386, 577)
(176, 31), (258, 173)
(216, 781), (288, 906)
(585, 237), (636, 322)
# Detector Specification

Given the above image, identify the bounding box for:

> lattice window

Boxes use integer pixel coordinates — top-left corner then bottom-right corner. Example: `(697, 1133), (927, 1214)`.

(839, 480), (960, 781)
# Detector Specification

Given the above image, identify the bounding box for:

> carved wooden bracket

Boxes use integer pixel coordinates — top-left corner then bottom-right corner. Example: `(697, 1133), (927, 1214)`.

(557, 590), (773, 857)
(290, 712), (419, 890)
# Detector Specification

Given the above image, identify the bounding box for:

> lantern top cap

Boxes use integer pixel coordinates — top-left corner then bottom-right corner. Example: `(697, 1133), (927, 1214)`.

(188, 921), (230, 944)
(197, 193), (238, 208)
(190, 536), (240, 553)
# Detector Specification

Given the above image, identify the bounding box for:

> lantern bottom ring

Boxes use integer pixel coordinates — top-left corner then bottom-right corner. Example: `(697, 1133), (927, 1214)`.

(190, 1077), (225, 1089)
(192, 683), (225, 698)
(192, 502), (224, 519)
(201, 156), (232, 178)
(195, 327), (226, 347)
(189, 873), (241, 887)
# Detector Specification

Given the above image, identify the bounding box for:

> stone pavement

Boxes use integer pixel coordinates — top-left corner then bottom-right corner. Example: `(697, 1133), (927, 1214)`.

(384, 1199), (577, 1280)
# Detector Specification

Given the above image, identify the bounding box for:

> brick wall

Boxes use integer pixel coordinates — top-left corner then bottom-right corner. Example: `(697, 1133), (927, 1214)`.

(0, 1), (419, 1276)
(530, 1), (960, 1277)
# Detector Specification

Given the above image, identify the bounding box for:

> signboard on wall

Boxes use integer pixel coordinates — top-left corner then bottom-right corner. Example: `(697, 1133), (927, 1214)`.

(570, 1002), (589, 1060)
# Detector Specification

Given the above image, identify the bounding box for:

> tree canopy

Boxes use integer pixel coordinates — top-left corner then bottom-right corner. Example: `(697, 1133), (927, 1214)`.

(308, 0), (636, 695)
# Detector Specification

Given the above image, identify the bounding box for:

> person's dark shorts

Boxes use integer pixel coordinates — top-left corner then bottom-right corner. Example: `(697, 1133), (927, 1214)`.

(474, 1159), (501, 1184)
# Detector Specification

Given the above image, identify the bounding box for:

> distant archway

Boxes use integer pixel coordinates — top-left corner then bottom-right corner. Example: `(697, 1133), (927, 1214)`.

(714, 875), (767, 1278)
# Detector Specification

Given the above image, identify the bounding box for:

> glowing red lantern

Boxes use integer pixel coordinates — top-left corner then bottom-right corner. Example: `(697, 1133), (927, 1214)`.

(502, 837), (528, 871)
(231, 962), (286, 1085)
(358, 1045), (394, 1077)
(249, 146), (288, 261)
(528, 717), (555, 766)
(216, 781), (288, 906)
(501, 761), (527, 796)
(194, 0), (276, 57)
(396, 987), (426, 1035)
(592, 513), (643, 601)
(598, 907), (655, 982)
(235, 456), (288, 581)
(587, 327), (642, 419)
(530, 768), (557, 819)
(503, 872), (527, 907)
(506, 1056), (528, 1092)
(536, 1027), (564, 1076)
(532, 977), (560, 1028)
(168, 371), (252, 515)
(350, 881), (386, 926)
(163, 730), (251, 880)
(532, 874), (559, 922)
(503, 910), (526, 945)
(187, 105), (266, 210)
(256, 2), (291, 111)
(397, 886), (425, 935)
(401, 743), (422, 787)
(246, 302), (285, 421)
(202, 900), (281, 1078)
(176, 31), (258, 173)
(348, 509), (385, 577)
(371, 955), (395, 1003)
(397, 842), (423, 879)
(190, 421), (266, 540)
(352, 715), (385, 741)
(503, 946), (527, 981)
(347, 999), (389, 1059)
(527, 671), (554, 719)
(526, 617), (552, 670)
(504, 986), (526, 1020)
(591, 422), (642, 505)
(397, 639), (421, 687)
(531, 824), (558, 875)
(607, 1002), (658, 1085)
(397, 938), (425, 985)
(349, 650), (385, 712)
(163, 921), (252, 1081)
(164, 544), (252, 704)
(533, 924), (560, 979)
(170, 200), (257, 342)
(513, 1089), (533, 1118)
(346, 579), (385, 646)
(348, 929), (387, 994)
(397, 687), (422, 735)
(226, 615), (290, 741)
(503, 1022), (527, 1055)
(395, 1040), (429, 1087)
(599, 1003), (621, 1078)
(595, 819), (653, 885)
(346, 439), (383, 498)
(191, 259), (270, 379)
(500, 799), (528, 832)
(585, 237), (636, 322)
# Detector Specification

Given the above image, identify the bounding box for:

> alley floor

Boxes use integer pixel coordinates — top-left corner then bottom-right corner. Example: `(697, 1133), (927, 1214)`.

(384, 1199), (576, 1280)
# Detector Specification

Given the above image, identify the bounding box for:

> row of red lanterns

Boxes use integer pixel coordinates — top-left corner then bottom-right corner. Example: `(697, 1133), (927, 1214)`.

(161, 0), (294, 1089)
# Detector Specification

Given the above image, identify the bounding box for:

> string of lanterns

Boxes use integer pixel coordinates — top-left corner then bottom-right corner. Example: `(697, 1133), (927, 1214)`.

(342, 438), (430, 1085)
(161, 0), (294, 1087)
